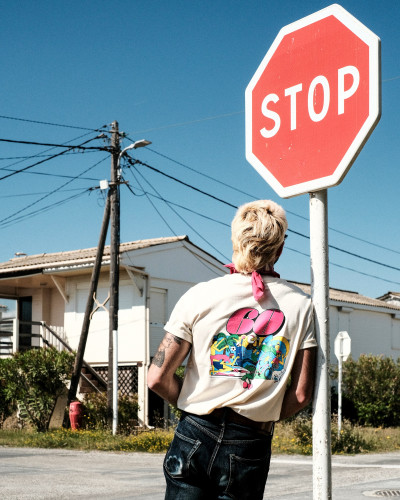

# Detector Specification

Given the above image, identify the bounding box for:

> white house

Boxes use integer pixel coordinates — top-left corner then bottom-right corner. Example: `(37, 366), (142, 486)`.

(0, 236), (227, 425)
(0, 235), (399, 426)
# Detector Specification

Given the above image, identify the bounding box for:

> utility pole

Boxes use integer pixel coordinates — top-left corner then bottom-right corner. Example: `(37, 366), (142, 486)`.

(68, 191), (111, 405)
(108, 121), (120, 428)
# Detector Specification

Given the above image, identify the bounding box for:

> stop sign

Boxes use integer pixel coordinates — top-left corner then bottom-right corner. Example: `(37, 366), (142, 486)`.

(245, 4), (381, 198)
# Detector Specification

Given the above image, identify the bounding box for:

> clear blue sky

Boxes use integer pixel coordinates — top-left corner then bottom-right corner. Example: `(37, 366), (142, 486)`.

(0, 0), (399, 302)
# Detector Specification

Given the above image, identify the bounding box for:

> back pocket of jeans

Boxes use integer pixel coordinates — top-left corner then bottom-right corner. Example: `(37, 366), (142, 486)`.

(225, 454), (270, 499)
(164, 430), (201, 479)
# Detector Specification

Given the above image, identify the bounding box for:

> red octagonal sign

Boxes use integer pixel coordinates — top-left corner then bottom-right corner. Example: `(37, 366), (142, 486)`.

(245, 4), (381, 198)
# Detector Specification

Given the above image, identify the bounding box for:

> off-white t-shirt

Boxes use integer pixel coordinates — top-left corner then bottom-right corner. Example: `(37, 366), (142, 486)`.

(164, 273), (317, 422)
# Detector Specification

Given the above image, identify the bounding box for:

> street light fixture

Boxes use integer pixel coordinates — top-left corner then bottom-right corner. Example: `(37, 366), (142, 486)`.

(117, 140), (152, 178)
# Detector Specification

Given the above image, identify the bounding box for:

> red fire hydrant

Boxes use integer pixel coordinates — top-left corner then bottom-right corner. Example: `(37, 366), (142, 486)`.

(69, 401), (83, 430)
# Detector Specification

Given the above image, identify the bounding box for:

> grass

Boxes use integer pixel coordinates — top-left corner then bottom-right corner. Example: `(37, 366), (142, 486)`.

(0, 422), (398, 455)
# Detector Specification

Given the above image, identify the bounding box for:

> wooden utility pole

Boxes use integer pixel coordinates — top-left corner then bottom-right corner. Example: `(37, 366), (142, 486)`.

(108, 121), (120, 427)
(68, 191), (111, 405)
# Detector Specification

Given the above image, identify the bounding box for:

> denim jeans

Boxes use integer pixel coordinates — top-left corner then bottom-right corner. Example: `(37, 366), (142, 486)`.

(164, 411), (272, 500)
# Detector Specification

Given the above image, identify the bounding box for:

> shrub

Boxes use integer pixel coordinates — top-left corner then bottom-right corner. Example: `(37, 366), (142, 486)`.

(82, 392), (139, 433)
(0, 347), (74, 432)
(290, 414), (372, 454)
(338, 355), (400, 427)
(0, 358), (17, 427)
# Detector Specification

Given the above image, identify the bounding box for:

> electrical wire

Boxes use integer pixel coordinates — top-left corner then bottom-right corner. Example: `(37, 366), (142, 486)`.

(0, 150), (98, 161)
(0, 136), (105, 182)
(125, 171), (177, 236)
(0, 129), (105, 172)
(0, 187), (88, 199)
(0, 168), (99, 182)
(0, 137), (108, 151)
(129, 157), (400, 273)
(127, 184), (400, 285)
(0, 114), (107, 132)
(0, 189), (89, 229)
(0, 155), (108, 226)
(127, 170), (229, 261)
(125, 181), (400, 287)
(146, 147), (400, 257)
(124, 164), (229, 261)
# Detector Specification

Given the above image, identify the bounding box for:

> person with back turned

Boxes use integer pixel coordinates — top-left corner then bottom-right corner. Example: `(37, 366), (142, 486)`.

(148, 199), (317, 500)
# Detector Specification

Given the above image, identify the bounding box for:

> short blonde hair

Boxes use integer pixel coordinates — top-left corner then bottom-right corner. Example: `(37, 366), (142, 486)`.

(231, 200), (288, 273)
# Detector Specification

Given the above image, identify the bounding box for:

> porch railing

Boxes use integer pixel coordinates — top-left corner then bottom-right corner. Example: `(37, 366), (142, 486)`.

(0, 319), (107, 393)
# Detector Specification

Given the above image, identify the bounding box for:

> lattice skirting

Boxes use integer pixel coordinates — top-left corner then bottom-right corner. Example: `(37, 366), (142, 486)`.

(93, 365), (139, 395)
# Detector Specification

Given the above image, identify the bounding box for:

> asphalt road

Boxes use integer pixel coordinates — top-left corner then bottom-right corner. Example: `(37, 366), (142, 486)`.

(0, 447), (399, 499)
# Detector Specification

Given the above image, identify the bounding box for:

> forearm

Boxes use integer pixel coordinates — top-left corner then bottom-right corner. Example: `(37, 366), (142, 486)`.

(149, 372), (183, 407)
(279, 385), (311, 420)
(279, 347), (316, 421)
(147, 332), (191, 407)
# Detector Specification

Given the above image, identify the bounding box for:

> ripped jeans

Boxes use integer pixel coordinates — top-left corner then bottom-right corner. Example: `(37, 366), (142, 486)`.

(163, 411), (272, 500)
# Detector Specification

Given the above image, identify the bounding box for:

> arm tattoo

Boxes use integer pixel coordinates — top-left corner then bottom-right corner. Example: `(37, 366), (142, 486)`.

(151, 333), (182, 368)
(152, 349), (165, 368)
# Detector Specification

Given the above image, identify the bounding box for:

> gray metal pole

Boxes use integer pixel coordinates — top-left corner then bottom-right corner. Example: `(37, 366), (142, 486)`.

(310, 190), (332, 500)
(112, 329), (118, 435)
(338, 351), (343, 435)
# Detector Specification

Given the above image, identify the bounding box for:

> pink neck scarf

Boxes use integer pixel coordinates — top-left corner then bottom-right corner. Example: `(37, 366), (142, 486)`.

(225, 263), (280, 301)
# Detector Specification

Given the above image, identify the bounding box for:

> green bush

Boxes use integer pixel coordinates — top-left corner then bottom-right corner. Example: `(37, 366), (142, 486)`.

(290, 414), (372, 454)
(0, 347), (74, 432)
(338, 355), (400, 427)
(82, 392), (139, 433)
(0, 359), (17, 426)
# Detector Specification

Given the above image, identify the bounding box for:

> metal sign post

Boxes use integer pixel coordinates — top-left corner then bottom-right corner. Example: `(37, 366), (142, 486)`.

(334, 331), (351, 434)
(245, 5), (380, 500)
(310, 190), (332, 499)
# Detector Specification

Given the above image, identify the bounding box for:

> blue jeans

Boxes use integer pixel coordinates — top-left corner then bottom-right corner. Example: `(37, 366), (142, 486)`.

(164, 411), (273, 500)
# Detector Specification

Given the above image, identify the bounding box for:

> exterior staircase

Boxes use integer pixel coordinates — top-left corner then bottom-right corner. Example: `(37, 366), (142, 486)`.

(0, 319), (107, 394)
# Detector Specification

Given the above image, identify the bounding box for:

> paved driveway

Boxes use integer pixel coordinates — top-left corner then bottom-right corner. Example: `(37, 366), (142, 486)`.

(1, 447), (399, 499)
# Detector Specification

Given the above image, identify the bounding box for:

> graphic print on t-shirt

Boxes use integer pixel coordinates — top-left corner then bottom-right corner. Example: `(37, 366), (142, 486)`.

(210, 307), (288, 389)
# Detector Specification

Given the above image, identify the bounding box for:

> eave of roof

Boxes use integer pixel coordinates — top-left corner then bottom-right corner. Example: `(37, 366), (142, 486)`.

(0, 236), (188, 275)
(292, 281), (400, 312)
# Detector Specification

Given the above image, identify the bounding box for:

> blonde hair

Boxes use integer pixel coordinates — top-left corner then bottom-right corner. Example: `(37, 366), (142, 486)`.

(231, 200), (288, 273)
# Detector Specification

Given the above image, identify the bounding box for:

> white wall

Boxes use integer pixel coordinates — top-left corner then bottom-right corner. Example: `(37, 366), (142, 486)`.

(64, 273), (146, 365)
(329, 304), (400, 364)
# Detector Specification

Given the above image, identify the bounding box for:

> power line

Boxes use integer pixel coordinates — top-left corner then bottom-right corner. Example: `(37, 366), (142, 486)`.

(0, 156), (108, 226)
(146, 147), (400, 257)
(0, 187), (88, 199)
(0, 114), (107, 132)
(0, 136), (104, 182)
(0, 168), (99, 182)
(0, 189), (89, 229)
(126, 167), (230, 259)
(0, 150), (98, 161)
(0, 137), (108, 151)
(127, 156), (400, 273)
(0, 130), (104, 172)
(125, 178), (400, 287)
(125, 171), (177, 236)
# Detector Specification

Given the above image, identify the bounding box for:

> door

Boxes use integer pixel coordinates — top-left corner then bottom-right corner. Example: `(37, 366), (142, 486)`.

(18, 296), (32, 350)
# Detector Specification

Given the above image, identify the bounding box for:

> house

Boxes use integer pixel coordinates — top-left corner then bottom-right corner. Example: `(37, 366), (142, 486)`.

(0, 236), (227, 425)
(377, 291), (400, 308)
(294, 283), (400, 361)
(0, 236), (399, 426)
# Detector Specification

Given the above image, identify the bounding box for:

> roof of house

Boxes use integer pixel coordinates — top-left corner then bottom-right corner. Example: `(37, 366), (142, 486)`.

(292, 282), (400, 311)
(376, 291), (400, 301)
(1, 236), (399, 312)
(0, 236), (189, 274)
